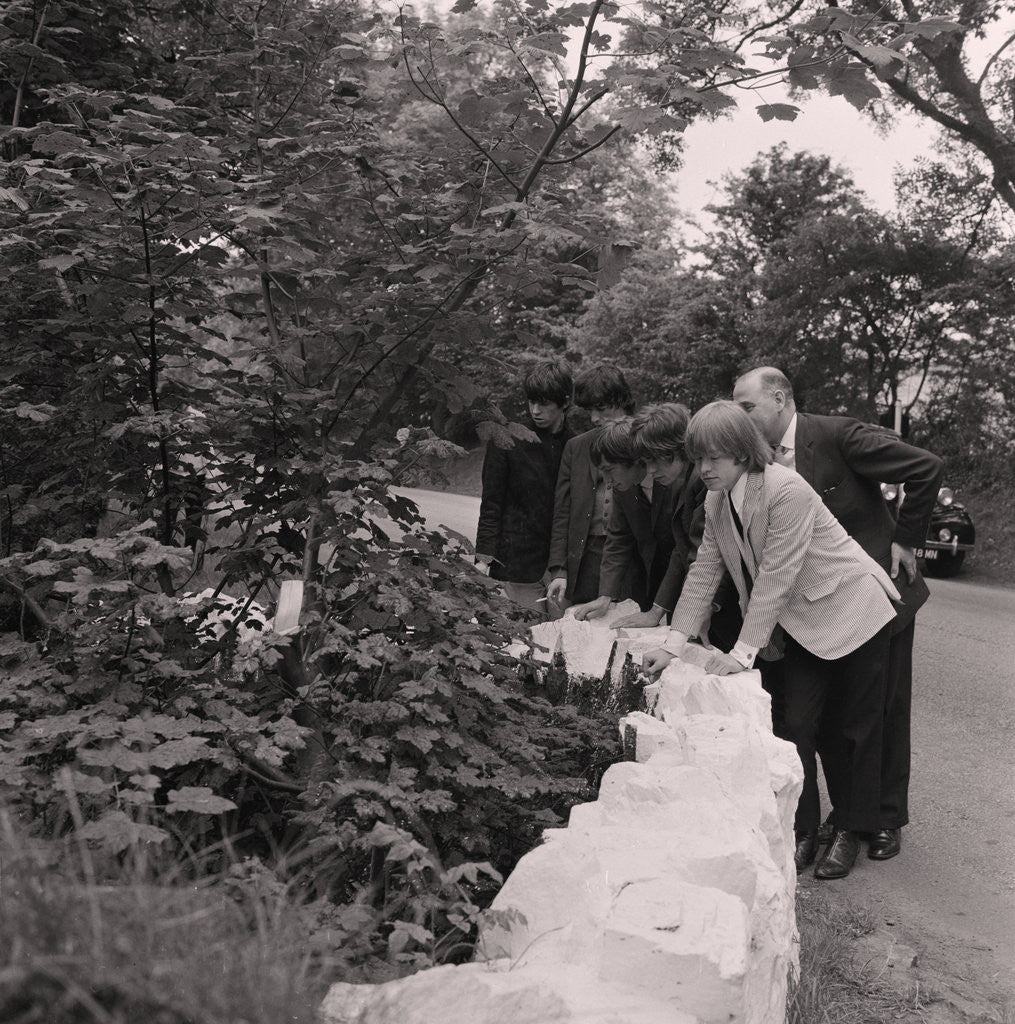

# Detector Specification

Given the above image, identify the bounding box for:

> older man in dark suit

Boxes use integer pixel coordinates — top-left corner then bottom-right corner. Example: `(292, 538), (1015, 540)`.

(732, 367), (944, 868)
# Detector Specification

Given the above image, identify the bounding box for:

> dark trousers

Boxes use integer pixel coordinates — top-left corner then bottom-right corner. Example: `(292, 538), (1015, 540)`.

(571, 534), (606, 604)
(758, 656), (786, 739)
(784, 624), (891, 835)
(879, 619), (914, 828)
(817, 618), (914, 829)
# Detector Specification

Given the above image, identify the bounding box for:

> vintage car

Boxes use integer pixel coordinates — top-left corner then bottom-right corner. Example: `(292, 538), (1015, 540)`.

(882, 483), (975, 578)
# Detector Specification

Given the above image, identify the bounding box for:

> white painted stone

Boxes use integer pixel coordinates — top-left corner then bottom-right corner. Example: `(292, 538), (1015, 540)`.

(478, 836), (611, 965)
(618, 710), (677, 762)
(650, 714), (800, 883)
(656, 659), (773, 730)
(601, 878), (751, 1024)
(320, 962), (702, 1024)
(528, 600), (643, 676)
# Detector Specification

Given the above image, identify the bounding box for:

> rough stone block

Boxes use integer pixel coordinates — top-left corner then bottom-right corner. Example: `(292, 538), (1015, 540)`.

(479, 837), (611, 965)
(601, 878), (751, 1024)
(651, 715), (797, 879)
(656, 660), (772, 729)
(320, 962), (702, 1024)
(618, 710), (677, 761)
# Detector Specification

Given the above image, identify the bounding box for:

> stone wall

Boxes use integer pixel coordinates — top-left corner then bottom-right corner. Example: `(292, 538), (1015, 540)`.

(321, 613), (804, 1024)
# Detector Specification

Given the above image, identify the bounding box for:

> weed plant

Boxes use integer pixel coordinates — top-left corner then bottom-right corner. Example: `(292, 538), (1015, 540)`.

(0, 811), (333, 1024)
(790, 886), (931, 1024)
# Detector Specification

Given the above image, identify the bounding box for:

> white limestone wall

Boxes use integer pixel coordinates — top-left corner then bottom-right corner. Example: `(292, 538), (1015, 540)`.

(321, 614), (804, 1024)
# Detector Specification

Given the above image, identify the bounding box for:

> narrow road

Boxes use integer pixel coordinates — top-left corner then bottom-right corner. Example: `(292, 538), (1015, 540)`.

(806, 576), (1015, 1019)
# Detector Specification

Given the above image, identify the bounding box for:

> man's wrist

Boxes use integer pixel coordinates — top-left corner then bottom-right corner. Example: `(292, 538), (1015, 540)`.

(729, 640), (759, 669)
(650, 603), (667, 624)
(662, 630), (689, 656)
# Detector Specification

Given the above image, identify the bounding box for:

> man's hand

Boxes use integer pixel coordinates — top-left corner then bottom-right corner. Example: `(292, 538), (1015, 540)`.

(475, 552), (494, 575)
(642, 648), (675, 676)
(890, 541), (918, 583)
(703, 650), (744, 676)
(613, 608), (666, 629)
(572, 596), (611, 621)
(546, 576), (567, 604)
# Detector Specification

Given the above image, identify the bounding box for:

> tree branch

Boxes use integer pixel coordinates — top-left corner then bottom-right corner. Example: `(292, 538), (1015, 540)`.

(0, 573), (52, 631)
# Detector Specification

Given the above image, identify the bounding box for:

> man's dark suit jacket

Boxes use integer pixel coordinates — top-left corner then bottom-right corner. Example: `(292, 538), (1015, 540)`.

(792, 413), (943, 628)
(649, 465), (707, 611)
(547, 428), (601, 600)
(476, 422), (574, 584)
(597, 480), (675, 610)
(793, 414), (943, 567)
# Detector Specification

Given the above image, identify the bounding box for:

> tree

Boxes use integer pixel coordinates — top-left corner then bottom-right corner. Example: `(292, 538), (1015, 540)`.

(750, 1), (1015, 217)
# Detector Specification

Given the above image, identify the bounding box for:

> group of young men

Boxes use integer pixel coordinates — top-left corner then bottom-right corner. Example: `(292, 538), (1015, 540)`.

(476, 360), (944, 882)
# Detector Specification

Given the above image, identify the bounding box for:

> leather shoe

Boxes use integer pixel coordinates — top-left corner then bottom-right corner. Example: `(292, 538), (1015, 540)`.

(816, 814), (835, 845)
(814, 830), (860, 880)
(867, 828), (901, 860)
(794, 831), (818, 872)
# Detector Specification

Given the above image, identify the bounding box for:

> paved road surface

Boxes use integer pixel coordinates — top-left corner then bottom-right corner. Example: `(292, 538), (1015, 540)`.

(392, 487), (480, 543)
(400, 489), (1014, 1012)
(806, 575), (1015, 1016)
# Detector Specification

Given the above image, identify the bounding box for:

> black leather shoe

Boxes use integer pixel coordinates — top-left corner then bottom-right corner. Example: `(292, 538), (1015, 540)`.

(867, 828), (901, 860)
(794, 831), (818, 871)
(814, 830), (860, 879)
(816, 814), (835, 845)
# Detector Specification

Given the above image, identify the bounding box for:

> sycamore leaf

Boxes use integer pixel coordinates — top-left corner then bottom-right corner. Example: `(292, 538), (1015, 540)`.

(443, 860), (504, 886)
(756, 103), (800, 122)
(893, 17), (964, 42)
(23, 559), (62, 577)
(78, 811), (169, 854)
(841, 34), (906, 79)
(520, 32), (568, 57)
(14, 401), (57, 422)
(820, 59), (882, 109)
(388, 920), (434, 956)
(475, 420), (515, 448)
(0, 186), (29, 211)
(166, 786), (237, 814)
(451, 0), (478, 11)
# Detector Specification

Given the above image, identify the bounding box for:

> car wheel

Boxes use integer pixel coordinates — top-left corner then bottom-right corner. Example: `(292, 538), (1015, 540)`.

(923, 551), (965, 578)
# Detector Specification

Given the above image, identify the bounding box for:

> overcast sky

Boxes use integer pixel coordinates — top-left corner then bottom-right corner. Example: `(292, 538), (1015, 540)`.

(673, 17), (1015, 222)
(674, 94), (936, 219)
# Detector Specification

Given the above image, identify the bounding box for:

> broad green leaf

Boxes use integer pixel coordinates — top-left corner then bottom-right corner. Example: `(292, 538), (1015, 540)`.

(166, 786), (238, 814)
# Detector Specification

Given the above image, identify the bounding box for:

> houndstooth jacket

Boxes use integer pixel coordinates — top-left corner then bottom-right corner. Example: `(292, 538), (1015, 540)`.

(668, 462), (900, 661)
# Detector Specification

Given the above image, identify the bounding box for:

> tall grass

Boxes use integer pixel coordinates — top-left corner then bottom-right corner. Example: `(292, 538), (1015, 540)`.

(790, 886), (934, 1024)
(0, 811), (334, 1024)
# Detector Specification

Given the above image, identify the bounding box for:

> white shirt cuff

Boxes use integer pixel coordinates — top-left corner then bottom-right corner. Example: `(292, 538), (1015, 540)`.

(663, 630), (689, 656)
(730, 641), (759, 669)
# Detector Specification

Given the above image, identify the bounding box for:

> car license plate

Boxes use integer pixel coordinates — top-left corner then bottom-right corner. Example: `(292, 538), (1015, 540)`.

(915, 548), (937, 560)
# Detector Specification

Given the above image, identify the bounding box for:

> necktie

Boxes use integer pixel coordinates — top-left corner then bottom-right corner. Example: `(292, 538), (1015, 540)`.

(728, 494), (753, 596)
(773, 444), (793, 467)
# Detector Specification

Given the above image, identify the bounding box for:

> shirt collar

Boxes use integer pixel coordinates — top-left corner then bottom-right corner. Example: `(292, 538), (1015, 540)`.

(730, 471), (749, 514)
(778, 412), (798, 451)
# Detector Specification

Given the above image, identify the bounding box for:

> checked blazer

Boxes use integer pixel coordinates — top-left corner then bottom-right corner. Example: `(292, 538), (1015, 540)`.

(669, 462), (900, 661)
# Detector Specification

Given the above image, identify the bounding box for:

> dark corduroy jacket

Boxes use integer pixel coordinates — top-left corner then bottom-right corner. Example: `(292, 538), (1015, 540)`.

(475, 422), (574, 583)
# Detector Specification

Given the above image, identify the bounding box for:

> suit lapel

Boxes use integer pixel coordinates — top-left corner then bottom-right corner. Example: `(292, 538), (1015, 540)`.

(738, 470), (764, 577)
(794, 414), (816, 487)
(650, 479), (667, 529)
(714, 490), (751, 612)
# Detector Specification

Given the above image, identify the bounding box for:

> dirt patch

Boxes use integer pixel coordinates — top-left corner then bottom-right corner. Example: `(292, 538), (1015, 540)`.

(799, 880), (1013, 1024)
